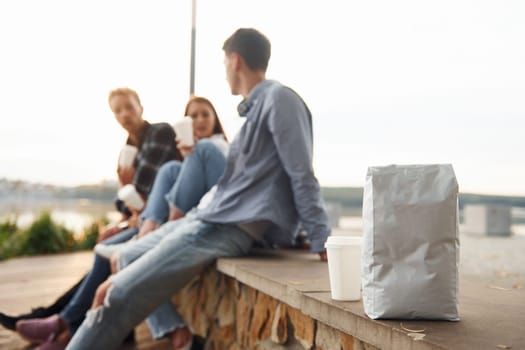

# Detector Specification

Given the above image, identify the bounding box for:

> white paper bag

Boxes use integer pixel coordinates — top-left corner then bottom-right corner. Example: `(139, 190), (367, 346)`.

(361, 164), (460, 320)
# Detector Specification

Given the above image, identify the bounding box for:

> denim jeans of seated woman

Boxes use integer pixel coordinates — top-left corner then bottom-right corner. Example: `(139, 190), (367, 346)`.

(61, 140), (227, 337)
(60, 227), (138, 333)
(140, 139), (227, 225)
(66, 216), (254, 350)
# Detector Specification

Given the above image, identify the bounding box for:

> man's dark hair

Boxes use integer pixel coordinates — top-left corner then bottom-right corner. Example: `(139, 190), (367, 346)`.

(223, 28), (271, 72)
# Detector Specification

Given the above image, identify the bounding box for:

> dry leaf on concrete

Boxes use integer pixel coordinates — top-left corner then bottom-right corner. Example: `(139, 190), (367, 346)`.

(287, 280), (305, 285)
(488, 285), (514, 291)
(496, 345), (511, 349)
(400, 323), (426, 333)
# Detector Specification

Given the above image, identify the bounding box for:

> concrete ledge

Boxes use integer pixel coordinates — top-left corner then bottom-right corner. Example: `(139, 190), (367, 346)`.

(217, 249), (525, 350)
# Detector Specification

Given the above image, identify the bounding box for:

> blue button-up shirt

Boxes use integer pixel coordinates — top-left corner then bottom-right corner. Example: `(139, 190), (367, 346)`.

(198, 80), (330, 253)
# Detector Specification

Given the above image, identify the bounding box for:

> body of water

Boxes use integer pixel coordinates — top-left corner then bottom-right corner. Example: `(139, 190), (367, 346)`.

(0, 199), (120, 238)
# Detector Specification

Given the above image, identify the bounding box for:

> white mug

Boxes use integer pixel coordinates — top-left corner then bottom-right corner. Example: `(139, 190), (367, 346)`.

(172, 117), (194, 146)
(117, 184), (144, 211)
(118, 145), (138, 169)
(325, 236), (362, 301)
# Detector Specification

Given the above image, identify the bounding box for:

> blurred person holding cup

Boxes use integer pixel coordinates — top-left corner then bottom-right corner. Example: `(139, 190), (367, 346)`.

(135, 96), (229, 236)
(98, 87), (181, 241)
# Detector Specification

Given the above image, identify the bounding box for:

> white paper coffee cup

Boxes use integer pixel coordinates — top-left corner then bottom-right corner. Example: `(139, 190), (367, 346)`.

(325, 236), (362, 301)
(118, 145), (138, 169)
(117, 184), (144, 211)
(172, 117), (194, 146)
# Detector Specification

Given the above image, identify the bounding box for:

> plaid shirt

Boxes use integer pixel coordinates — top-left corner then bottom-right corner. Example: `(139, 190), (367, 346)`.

(130, 121), (180, 197)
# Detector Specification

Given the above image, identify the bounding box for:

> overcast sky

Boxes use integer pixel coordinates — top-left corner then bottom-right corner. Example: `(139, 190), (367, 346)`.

(0, 0), (523, 195)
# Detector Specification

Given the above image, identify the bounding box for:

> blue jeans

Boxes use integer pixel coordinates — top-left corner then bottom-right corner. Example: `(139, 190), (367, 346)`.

(140, 139), (227, 224)
(121, 216), (192, 339)
(66, 216), (254, 350)
(61, 140), (225, 336)
(60, 228), (138, 333)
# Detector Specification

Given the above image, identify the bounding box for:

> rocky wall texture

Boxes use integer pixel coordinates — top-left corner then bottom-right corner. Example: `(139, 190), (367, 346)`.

(171, 267), (378, 350)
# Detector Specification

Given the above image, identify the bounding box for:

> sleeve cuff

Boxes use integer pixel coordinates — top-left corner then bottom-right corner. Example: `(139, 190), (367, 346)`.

(310, 229), (331, 253)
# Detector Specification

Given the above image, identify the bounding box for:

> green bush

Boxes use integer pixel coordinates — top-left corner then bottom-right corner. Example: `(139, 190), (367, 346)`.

(0, 217), (17, 237)
(73, 221), (101, 251)
(0, 212), (109, 260)
(17, 212), (75, 255)
(0, 217), (19, 259)
(0, 218), (17, 244)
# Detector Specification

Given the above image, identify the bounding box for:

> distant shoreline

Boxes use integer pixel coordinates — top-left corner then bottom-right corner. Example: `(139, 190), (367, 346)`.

(2, 179), (525, 210)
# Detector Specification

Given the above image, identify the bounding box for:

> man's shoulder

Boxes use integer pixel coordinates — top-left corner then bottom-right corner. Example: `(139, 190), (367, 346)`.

(265, 81), (300, 98)
(252, 80), (295, 103)
(147, 122), (175, 136)
(265, 82), (305, 109)
(140, 122), (175, 146)
(149, 121), (173, 130)
(265, 80), (286, 94)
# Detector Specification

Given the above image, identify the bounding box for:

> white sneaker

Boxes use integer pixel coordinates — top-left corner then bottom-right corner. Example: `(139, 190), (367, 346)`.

(94, 236), (137, 259)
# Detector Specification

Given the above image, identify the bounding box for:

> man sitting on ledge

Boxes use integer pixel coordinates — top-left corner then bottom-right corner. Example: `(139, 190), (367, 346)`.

(66, 27), (331, 350)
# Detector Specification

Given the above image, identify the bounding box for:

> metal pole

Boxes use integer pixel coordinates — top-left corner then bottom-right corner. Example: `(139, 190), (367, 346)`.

(189, 0), (196, 95)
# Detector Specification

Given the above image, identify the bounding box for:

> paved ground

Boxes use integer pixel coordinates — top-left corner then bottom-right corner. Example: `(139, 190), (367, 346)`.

(0, 252), (94, 350)
(0, 252), (170, 350)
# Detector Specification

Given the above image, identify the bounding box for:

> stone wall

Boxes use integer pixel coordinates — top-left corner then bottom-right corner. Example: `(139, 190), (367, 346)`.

(172, 267), (378, 350)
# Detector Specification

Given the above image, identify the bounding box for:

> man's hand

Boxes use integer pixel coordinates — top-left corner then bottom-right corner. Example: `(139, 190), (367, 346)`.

(92, 279), (112, 309)
(128, 210), (141, 229)
(318, 251), (327, 261)
(97, 224), (122, 242)
(117, 166), (135, 186)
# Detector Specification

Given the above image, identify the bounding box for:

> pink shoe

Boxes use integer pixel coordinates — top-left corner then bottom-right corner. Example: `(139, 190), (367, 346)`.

(16, 314), (61, 344)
